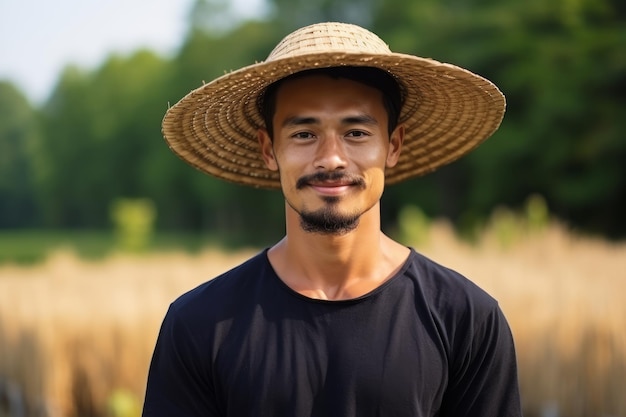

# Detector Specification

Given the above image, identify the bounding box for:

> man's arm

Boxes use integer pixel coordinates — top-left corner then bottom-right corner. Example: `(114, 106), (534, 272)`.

(440, 305), (523, 417)
(142, 305), (220, 417)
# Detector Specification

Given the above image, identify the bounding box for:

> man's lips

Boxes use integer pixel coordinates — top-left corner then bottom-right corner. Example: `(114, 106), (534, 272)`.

(309, 182), (354, 195)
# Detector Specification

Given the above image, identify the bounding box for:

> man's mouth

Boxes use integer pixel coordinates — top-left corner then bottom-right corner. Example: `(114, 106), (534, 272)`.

(309, 182), (353, 196)
(296, 172), (365, 191)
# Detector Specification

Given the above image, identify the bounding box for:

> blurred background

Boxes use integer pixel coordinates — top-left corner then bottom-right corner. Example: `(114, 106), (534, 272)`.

(0, 0), (624, 416)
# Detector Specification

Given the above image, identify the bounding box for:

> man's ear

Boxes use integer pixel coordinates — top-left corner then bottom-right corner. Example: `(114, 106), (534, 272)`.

(258, 129), (278, 171)
(386, 124), (404, 168)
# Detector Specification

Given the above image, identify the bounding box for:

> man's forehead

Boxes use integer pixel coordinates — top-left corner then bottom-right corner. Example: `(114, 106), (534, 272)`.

(274, 73), (385, 103)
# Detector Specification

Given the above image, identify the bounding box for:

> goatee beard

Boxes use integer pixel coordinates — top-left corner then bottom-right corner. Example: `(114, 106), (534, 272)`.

(299, 203), (360, 235)
(293, 171), (366, 235)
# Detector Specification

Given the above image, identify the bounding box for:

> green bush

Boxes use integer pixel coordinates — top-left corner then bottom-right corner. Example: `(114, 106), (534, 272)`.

(110, 198), (156, 253)
(398, 205), (431, 247)
(107, 389), (140, 417)
(525, 194), (549, 233)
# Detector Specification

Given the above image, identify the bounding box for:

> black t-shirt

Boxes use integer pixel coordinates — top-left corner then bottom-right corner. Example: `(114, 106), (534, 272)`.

(143, 249), (522, 417)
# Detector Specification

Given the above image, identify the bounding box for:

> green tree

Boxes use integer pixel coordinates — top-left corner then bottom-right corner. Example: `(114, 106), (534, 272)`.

(0, 82), (40, 227)
(34, 50), (171, 228)
(373, 0), (626, 237)
(12, 0), (626, 242)
(267, 0), (374, 29)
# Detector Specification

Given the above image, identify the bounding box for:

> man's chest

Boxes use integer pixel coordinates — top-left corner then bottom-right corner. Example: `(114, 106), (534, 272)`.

(210, 302), (448, 416)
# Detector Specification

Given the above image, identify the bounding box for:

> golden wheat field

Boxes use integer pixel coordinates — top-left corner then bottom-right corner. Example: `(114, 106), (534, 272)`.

(0, 220), (625, 417)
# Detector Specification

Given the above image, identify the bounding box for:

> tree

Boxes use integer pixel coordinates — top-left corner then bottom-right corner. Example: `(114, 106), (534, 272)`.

(7, 0), (626, 241)
(34, 50), (172, 228)
(267, 0), (375, 29)
(373, 0), (626, 237)
(0, 82), (40, 227)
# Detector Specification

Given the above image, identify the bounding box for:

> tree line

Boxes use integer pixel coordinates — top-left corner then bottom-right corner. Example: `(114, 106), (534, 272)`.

(1, 0), (624, 245)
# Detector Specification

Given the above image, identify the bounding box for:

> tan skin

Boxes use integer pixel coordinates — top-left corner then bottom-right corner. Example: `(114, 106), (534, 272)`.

(258, 74), (410, 301)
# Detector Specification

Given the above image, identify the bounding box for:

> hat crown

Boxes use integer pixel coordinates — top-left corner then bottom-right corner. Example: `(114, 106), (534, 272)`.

(266, 22), (391, 62)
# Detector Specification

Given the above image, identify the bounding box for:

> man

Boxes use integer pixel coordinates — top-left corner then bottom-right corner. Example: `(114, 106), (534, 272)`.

(143, 22), (522, 417)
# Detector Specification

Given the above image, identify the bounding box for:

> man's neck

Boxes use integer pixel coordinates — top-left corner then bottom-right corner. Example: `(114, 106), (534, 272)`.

(267, 203), (410, 300)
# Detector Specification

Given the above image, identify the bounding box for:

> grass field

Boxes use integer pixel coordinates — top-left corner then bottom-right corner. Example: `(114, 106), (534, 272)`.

(0, 229), (222, 265)
(0, 219), (625, 417)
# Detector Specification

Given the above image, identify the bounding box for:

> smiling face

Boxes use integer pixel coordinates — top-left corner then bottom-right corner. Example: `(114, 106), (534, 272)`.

(258, 74), (404, 235)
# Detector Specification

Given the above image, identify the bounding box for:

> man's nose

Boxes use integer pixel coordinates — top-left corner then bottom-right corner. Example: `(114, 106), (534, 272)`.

(313, 136), (347, 171)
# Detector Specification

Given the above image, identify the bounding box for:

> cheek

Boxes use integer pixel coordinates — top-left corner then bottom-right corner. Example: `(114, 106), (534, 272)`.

(358, 145), (391, 171)
(275, 144), (321, 177)
(366, 166), (386, 189)
(359, 146), (390, 194)
(362, 161), (387, 193)
(362, 169), (386, 207)
(273, 148), (309, 189)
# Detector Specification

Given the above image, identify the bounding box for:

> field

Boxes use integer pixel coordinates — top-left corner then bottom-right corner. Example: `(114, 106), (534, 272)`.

(0, 219), (625, 417)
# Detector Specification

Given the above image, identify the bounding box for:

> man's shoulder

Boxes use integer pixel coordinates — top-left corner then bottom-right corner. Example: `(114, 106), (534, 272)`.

(169, 249), (270, 318)
(406, 249), (499, 315)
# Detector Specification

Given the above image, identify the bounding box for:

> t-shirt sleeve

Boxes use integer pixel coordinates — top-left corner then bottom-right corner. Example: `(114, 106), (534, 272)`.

(142, 304), (220, 417)
(440, 305), (523, 417)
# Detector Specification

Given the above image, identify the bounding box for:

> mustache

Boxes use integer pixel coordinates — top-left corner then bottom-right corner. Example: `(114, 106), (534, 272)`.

(296, 171), (366, 190)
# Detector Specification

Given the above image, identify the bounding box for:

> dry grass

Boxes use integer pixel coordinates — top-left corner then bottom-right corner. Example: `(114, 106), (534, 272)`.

(0, 223), (625, 417)
(417, 221), (626, 417)
(0, 248), (256, 417)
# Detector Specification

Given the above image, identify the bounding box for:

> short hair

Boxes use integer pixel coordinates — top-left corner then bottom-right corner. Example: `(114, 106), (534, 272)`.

(258, 66), (403, 139)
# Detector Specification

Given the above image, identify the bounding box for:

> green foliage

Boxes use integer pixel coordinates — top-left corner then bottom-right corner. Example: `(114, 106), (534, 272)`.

(0, 0), (624, 243)
(486, 194), (551, 248)
(269, 0), (374, 28)
(33, 51), (172, 228)
(372, 0), (626, 238)
(525, 194), (550, 233)
(397, 205), (431, 247)
(487, 206), (524, 249)
(0, 230), (114, 264)
(106, 389), (141, 417)
(0, 230), (231, 265)
(110, 198), (156, 253)
(0, 82), (40, 227)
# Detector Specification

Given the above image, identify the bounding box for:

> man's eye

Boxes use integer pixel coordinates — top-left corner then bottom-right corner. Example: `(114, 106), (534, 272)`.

(346, 130), (369, 138)
(292, 132), (314, 139)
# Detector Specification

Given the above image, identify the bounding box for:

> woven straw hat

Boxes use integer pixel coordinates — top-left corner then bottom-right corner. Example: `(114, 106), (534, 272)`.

(162, 22), (505, 189)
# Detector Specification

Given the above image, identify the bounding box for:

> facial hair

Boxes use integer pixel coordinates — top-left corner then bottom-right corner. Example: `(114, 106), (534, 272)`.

(293, 171), (366, 235)
(299, 201), (360, 235)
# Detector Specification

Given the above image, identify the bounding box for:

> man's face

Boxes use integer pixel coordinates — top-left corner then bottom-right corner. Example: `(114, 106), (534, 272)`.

(258, 74), (404, 235)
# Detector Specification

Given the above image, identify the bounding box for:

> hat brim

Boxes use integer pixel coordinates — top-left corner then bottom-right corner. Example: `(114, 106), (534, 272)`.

(162, 52), (505, 189)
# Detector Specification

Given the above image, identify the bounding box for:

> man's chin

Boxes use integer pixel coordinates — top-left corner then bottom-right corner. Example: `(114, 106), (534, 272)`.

(299, 209), (360, 235)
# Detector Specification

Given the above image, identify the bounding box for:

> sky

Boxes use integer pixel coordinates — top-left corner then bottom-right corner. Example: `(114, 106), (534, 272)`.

(0, 0), (265, 105)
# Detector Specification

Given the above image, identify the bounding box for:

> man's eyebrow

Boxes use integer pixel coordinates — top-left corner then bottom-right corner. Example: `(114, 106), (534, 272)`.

(341, 114), (379, 126)
(281, 114), (379, 128)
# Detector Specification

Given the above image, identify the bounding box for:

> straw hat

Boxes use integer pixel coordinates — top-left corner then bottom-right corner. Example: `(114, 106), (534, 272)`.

(162, 22), (505, 189)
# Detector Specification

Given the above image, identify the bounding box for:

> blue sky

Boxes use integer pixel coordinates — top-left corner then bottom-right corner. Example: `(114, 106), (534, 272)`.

(0, 0), (265, 104)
